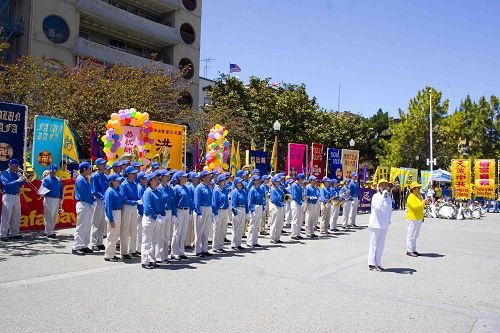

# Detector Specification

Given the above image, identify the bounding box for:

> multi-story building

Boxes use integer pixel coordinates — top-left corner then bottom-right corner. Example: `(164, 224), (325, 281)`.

(1, 0), (201, 112)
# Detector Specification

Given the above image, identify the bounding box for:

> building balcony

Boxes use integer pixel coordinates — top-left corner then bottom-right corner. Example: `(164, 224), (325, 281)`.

(129, 0), (181, 14)
(74, 37), (176, 72)
(76, 0), (181, 47)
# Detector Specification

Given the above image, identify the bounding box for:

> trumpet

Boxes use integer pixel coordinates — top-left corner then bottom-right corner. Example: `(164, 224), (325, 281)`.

(334, 198), (344, 208)
(19, 169), (38, 191)
(284, 194), (292, 202)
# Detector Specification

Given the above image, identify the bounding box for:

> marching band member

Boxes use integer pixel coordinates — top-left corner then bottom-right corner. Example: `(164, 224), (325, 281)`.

(185, 172), (199, 248)
(171, 171), (191, 260)
(212, 174), (230, 253)
(284, 178), (294, 228)
(156, 170), (173, 262)
(269, 176), (285, 243)
(41, 164), (63, 238)
(72, 162), (95, 255)
(319, 177), (332, 235)
(0, 159), (25, 241)
(349, 173), (360, 227)
(230, 177), (248, 250)
(340, 179), (352, 229)
(305, 176), (320, 238)
(111, 160), (125, 177)
(259, 175), (271, 236)
(290, 174), (305, 240)
(119, 166), (140, 259)
(150, 162), (160, 173)
(406, 182), (424, 257)
(141, 171), (161, 269)
(135, 172), (147, 255)
(247, 175), (265, 247)
(329, 180), (341, 232)
(90, 158), (108, 251)
(103, 174), (123, 262)
(367, 179), (392, 271)
(193, 170), (214, 257)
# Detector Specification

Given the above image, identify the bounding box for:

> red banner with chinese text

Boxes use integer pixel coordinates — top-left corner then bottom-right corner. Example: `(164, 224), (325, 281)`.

(451, 159), (471, 199)
(0, 179), (77, 232)
(310, 143), (325, 179)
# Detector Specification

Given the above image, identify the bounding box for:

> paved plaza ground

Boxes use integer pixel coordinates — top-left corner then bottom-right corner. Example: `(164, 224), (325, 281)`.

(1, 211), (499, 332)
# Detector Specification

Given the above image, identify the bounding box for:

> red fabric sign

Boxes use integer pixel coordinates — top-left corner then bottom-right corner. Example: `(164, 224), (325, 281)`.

(310, 143), (325, 179)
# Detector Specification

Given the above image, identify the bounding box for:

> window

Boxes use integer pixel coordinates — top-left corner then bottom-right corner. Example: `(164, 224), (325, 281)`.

(178, 58), (194, 79)
(180, 23), (195, 44)
(109, 38), (126, 51)
(182, 0), (197, 11)
(178, 92), (193, 108)
(79, 29), (89, 40)
(42, 16), (70, 43)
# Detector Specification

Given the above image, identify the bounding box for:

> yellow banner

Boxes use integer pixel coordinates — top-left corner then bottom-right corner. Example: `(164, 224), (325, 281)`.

(150, 121), (185, 170)
(390, 167), (400, 184)
(373, 166), (390, 185)
(474, 159), (496, 180)
(451, 159), (471, 199)
(474, 179), (495, 199)
(62, 121), (79, 163)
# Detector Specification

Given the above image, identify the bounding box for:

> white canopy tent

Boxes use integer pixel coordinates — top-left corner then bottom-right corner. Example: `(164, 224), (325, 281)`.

(432, 169), (452, 183)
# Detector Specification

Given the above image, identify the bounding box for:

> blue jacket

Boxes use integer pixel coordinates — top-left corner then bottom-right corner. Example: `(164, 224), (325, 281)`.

(248, 186), (265, 213)
(137, 183), (147, 216)
(349, 181), (359, 199)
(143, 187), (162, 219)
(270, 186), (285, 207)
(319, 186), (331, 203)
(41, 176), (63, 199)
(194, 183), (213, 216)
(158, 183), (174, 212)
(173, 184), (192, 217)
(90, 171), (108, 200)
(290, 182), (303, 205)
(75, 175), (94, 204)
(306, 185), (320, 204)
(103, 187), (123, 223)
(212, 185), (229, 216)
(1, 169), (23, 195)
(120, 180), (139, 206)
(231, 188), (248, 215)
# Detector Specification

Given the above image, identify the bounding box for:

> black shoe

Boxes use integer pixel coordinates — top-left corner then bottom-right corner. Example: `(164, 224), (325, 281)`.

(47, 234), (57, 239)
(242, 235), (247, 239)
(156, 260), (163, 264)
(231, 246), (238, 250)
(406, 251), (418, 257)
(253, 244), (262, 248)
(291, 236), (300, 240)
(179, 255), (188, 260)
(131, 252), (140, 257)
(260, 231), (269, 236)
(104, 256), (120, 262)
(153, 262), (160, 267)
(203, 252), (213, 256)
(281, 230), (289, 234)
(72, 249), (86, 255)
(224, 238), (230, 243)
(135, 251), (141, 255)
(311, 234), (318, 238)
(237, 246), (245, 250)
(92, 245), (100, 252)
(142, 263), (155, 269)
(376, 266), (384, 272)
(368, 265), (377, 271)
(196, 253), (205, 257)
(1, 237), (8, 242)
(10, 234), (22, 239)
(82, 247), (93, 254)
(414, 252), (421, 256)
(98, 244), (105, 251)
(122, 254), (132, 260)
(331, 228), (340, 232)
(297, 235), (304, 240)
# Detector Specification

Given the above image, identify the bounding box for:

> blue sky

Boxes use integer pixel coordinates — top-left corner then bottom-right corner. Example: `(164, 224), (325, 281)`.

(200, 0), (500, 117)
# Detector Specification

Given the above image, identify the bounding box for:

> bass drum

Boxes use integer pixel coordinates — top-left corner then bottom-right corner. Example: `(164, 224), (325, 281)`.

(470, 207), (482, 219)
(437, 204), (457, 219)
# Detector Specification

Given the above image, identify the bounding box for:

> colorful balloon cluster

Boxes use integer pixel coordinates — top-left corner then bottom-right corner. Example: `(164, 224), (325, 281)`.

(102, 108), (155, 165)
(205, 124), (230, 172)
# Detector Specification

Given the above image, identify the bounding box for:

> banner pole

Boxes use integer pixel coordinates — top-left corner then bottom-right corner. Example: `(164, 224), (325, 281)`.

(31, 115), (37, 174)
(305, 144), (308, 176)
(184, 125), (187, 171)
(23, 106), (29, 174)
(325, 148), (329, 178)
(287, 143), (290, 175)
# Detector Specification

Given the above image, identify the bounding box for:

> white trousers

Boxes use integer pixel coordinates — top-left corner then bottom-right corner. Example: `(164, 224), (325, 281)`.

(231, 208), (246, 247)
(319, 202), (331, 233)
(342, 200), (352, 227)
(407, 219), (422, 252)
(185, 212), (195, 246)
(91, 198), (105, 246)
(247, 205), (263, 246)
(73, 202), (95, 250)
(154, 210), (173, 261)
(195, 206), (213, 254)
(285, 202), (291, 224)
(136, 213), (143, 253)
(1, 194), (21, 238)
(213, 208), (229, 250)
(350, 197), (359, 225)
(368, 228), (388, 266)
(290, 201), (303, 237)
(330, 203), (340, 230)
(120, 205), (138, 255)
(104, 210), (121, 259)
(305, 202), (319, 236)
(141, 215), (158, 265)
(269, 204), (284, 242)
(171, 209), (189, 256)
(43, 197), (60, 235)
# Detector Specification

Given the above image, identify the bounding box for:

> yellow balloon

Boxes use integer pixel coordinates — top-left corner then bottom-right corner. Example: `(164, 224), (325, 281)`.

(145, 143), (152, 150)
(136, 112), (142, 119)
(116, 147), (125, 156)
(115, 127), (123, 135)
(103, 147), (110, 153)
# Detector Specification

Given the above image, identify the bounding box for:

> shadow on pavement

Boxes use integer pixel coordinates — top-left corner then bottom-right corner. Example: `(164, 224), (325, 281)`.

(383, 267), (417, 274)
(0, 233), (73, 259)
(419, 253), (445, 258)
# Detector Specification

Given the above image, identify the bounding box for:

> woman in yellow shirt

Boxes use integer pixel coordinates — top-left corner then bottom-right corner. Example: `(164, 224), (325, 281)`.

(406, 182), (424, 257)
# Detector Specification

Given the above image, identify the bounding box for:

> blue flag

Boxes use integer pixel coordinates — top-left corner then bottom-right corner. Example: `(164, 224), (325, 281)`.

(0, 102), (28, 170)
(32, 115), (64, 178)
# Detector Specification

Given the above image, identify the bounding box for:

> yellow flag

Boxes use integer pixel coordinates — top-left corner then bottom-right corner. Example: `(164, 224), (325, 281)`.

(270, 139), (278, 172)
(250, 140), (256, 151)
(230, 140), (238, 176)
(63, 121), (79, 163)
(236, 141), (241, 170)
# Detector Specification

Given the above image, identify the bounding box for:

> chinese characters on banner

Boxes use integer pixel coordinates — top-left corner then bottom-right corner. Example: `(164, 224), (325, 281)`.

(32, 116), (64, 178)
(0, 102), (28, 170)
(341, 149), (359, 179)
(119, 126), (143, 156)
(248, 150), (269, 175)
(474, 159), (496, 199)
(286, 143), (307, 176)
(373, 166), (390, 185)
(327, 148), (343, 182)
(0, 179), (77, 231)
(150, 121), (186, 170)
(310, 143), (324, 179)
(451, 159), (472, 199)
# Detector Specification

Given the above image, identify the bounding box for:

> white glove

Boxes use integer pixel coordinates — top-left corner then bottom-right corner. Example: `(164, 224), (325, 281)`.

(137, 199), (143, 205)
(17, 176), (25, 183)
(246, 213), (251, 221)
(382, 190), (389, 198)
(92, 201), (97, 209)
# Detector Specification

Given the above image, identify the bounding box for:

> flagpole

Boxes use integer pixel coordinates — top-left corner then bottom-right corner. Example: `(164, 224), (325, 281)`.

(325, 148), (329, 178)
(228, 64), (230, 78)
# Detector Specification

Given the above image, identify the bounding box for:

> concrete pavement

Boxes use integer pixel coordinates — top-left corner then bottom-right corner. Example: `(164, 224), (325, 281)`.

(1, 211), (499, 332)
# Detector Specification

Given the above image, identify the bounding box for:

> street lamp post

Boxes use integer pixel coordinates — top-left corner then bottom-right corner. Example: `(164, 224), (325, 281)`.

(273, 120), (281, 173)
(349, 139), (355, 148)
(427, 88), (436, 173)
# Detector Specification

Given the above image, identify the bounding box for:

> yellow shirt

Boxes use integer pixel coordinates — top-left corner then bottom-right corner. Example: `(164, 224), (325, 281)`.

(406, 193), (424, 221)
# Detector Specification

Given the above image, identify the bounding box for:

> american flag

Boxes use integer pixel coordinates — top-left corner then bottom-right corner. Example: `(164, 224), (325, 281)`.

(229, 63), (241, 73)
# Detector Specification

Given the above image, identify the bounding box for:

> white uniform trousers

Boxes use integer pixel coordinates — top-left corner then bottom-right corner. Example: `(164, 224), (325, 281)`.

(185, 212), (195, 246)
(349, 197), (359, 226)
(305, 202), (319, 236)
(104, 210), (121, 259)
(120, 205), (138, 255)
(136, 213), (143, 253)
(330, 203), (340, 230)
(368, 227), (388, 266)
(247, 205), (263, 246)
(407, 219), (422, 252)
(1, 193), (21, 238)
(171, 209), (189, 256)
(260, 201), (269, 231)
(141, 215), (157, 265)
(43, 197), (60, 236)
(342, 200), (352, 227)
(213, 208), (229, 250)
(284, 201), (291, 225)
(290, 201), (303, 237)
(319, 202), (331, 234)
(90, 198), (105, 246)
(154, 210), (172, 261)
(231, 208), (246, 247)
(269, 204), (285, 242)
(73, 201), (95, 250)
(195, 206), (213, 254)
